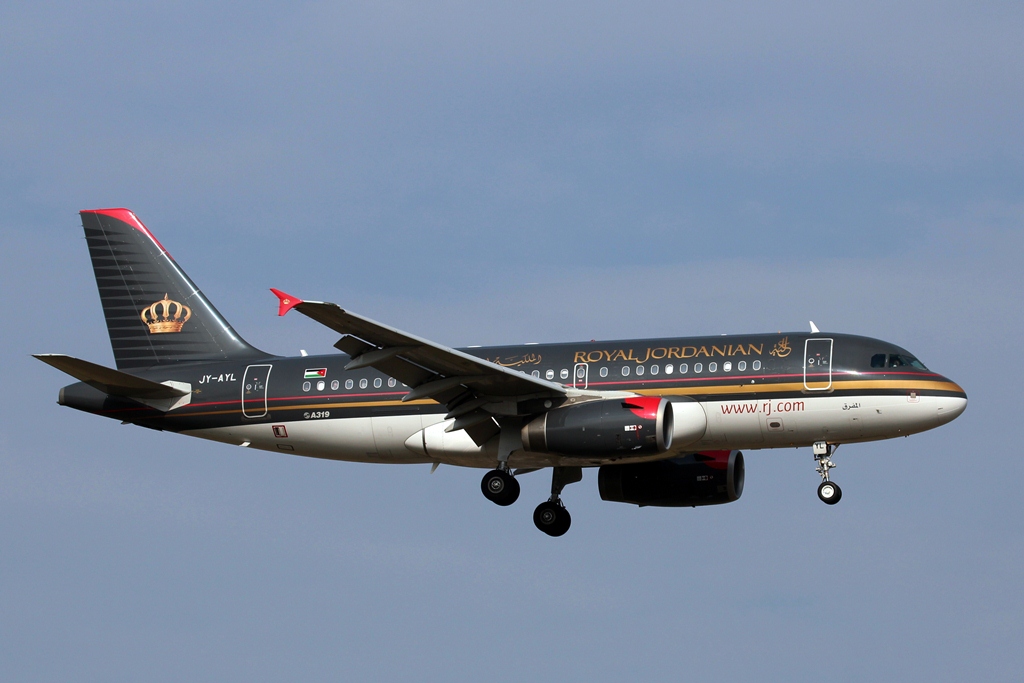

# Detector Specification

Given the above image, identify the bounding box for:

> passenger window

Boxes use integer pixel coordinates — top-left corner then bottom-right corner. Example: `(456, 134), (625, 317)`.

(650, 365), (659, 375)
(679, 363), (688, 374)
(665, 364), (674, 374)
(317, 380), (325, 391)
(599, 367), (608, 377)
(708, 362), (717, 372)
(388, 377), (397, 387)
(302, 381), (311, 392)
(694, 363), (703, 373)
(723, 362), (732, 372)
(621, 366), (630, 376)
(374, 378), (382, 388)
(636, 366), (645, 376)
(545, 369), (555, 380)
(532, 370), (540, 377)
(331, 380), (339, 390)
(871, 353), (887, 368)
(752, 360), (761, 371)
(345, 379), (354, 390)
(737, 361), (746, 371)
(359, 378), (368, 389)
(560, 368), (569, 380)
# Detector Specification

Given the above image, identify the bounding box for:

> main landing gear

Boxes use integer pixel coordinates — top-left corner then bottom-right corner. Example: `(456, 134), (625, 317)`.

(481, 467), (520, 506)
(533, 467), (582, 537)
(480, 424), (523, 507)
(480, 464), (582, 536)
(813, 441), (842, 505)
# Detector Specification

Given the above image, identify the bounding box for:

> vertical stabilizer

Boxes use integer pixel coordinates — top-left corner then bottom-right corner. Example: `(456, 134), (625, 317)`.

(81, 208), (267, 370)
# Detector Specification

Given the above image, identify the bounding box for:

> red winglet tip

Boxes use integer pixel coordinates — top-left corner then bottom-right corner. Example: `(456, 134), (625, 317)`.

(270, 288), (303, 316)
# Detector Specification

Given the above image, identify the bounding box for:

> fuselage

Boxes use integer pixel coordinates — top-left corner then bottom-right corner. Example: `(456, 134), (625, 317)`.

(59, 331), (967, 469)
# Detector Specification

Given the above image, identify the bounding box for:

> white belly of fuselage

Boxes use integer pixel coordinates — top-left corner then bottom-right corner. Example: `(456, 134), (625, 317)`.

(182, 393), (965, 468)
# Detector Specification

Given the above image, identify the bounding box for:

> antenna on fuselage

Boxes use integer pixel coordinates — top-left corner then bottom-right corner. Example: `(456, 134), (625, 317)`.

(809, 321), (820, 334)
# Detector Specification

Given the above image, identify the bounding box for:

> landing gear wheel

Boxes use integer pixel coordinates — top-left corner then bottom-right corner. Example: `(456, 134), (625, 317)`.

(533, 501), (571, 536)
(818, 480), (842, 505)
(481, 469), (520, 506)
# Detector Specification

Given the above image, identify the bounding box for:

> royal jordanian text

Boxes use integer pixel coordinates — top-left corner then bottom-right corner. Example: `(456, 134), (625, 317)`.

(573, 343), (765, 365)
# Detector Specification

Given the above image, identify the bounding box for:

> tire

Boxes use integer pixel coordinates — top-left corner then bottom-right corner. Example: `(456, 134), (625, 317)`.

(552, 507), (571, 537)
(817, 480), (842, 505)
(534, 501), (571, 536)
(481, 469), (520, 506)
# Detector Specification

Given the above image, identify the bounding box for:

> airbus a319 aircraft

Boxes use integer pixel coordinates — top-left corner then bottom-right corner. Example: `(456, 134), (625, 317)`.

(37, 209), (968, 536)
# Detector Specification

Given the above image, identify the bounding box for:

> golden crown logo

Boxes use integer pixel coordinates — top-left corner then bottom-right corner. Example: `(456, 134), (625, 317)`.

(141, 293), (191, 334)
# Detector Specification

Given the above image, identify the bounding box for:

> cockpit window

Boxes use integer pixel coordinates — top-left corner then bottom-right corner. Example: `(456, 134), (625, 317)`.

(872, 353), (927, 370)
(891, 354), (927, 369)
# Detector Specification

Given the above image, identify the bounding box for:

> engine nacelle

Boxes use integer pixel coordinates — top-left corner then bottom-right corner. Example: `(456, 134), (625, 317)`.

(598, 450), (745, 507)
(669, 399), (708, 448)
(522, 397), (673, 457)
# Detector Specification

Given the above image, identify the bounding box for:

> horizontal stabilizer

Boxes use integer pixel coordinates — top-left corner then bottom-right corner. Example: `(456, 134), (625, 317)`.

(33, 354), (189, 399)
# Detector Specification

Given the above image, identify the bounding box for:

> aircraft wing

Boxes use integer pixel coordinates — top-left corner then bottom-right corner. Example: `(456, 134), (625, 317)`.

(271, 289), (567, 444)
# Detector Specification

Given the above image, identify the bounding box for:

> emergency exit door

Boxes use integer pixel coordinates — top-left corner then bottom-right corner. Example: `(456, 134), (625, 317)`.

(573, 362), (588, 389)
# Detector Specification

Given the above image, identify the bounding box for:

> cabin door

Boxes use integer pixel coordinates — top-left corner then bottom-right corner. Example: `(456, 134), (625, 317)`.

(803, 339), (833, 391)
(242, 364), (273, 418)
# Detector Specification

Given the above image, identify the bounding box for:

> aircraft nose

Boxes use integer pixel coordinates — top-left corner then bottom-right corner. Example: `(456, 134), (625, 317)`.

(934, 380), (967, 425)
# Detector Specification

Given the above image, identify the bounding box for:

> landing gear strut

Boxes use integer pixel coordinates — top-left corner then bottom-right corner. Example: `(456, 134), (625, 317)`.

(481, 422), (523, 506)
(813, 441), (842, 505)
(534, 466), (582, 536)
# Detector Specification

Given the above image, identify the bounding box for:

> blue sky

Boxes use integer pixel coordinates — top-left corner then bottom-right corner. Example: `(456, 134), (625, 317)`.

(2, 2), (1022, 681)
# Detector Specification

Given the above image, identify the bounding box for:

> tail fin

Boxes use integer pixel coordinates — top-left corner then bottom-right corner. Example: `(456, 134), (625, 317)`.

(80, 208), (267, 370)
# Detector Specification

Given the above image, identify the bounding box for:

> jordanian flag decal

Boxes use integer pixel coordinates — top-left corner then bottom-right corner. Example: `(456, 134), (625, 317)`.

(304, 368), (327, 379)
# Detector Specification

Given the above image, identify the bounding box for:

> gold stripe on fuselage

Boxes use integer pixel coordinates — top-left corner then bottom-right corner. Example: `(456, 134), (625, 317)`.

(162, 378), (964, 420)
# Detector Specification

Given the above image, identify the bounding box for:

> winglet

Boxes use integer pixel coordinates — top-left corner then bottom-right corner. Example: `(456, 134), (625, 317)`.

(271, 288), (303, 316)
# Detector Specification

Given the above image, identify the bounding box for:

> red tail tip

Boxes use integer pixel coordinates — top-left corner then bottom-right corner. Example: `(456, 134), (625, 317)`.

(80, 208), (170, 256)
(270, 288), (303, 316)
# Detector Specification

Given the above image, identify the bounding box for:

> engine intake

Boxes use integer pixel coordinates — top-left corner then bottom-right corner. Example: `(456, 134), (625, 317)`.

(522, 397), (673, 457)
(598, 450), (745, 507)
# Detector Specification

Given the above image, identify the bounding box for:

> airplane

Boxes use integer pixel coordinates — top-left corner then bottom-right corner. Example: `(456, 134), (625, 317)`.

(36, 208), (968, 536)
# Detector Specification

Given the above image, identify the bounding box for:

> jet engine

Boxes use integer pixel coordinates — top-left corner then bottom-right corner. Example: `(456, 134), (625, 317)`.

(522, 397), (673, 457)
(597, 450), (745, 507)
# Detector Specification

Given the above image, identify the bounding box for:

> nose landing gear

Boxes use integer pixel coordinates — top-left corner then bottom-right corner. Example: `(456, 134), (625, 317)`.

(813, 441), (842, 505)
(534, 466), (582, 536)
